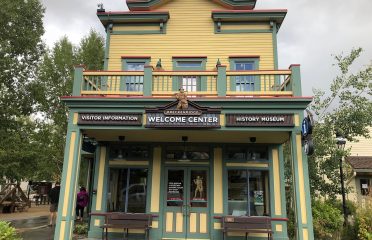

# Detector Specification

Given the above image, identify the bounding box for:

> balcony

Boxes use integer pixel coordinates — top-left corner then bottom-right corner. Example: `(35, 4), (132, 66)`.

(73, 65), (302, 98)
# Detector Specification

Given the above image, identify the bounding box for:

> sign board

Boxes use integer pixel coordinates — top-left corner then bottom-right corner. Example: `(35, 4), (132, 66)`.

(225, 114), (294, 127)
(146, 101), (221, 128)
(78, 113), (142, 126)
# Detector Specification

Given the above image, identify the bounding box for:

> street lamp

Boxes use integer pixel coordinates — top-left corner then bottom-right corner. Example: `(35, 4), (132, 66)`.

(336, 133), (347, 225)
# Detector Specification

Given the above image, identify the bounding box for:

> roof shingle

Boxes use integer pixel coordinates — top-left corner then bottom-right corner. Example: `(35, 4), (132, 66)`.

(346, 156), (372, 169)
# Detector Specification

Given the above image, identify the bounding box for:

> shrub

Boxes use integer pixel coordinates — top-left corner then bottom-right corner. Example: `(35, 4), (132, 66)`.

(312, 200), (343, 240)
(73, 222), (88, 235)
(0, 221), (22, 240)
(355, 205), (372, 240)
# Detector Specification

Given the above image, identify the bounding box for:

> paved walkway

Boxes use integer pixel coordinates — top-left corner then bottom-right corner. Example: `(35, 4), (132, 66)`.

(0, 204), (95, 239)
(0, 203), (50, 221)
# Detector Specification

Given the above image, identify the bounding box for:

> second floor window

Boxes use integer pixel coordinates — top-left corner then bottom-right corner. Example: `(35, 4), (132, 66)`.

(126, 62), (145, 92)
(235, 62), (255, 91)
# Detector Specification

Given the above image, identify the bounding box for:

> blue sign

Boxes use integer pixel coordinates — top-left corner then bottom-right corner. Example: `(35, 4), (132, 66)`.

(302, 117), (312, 137)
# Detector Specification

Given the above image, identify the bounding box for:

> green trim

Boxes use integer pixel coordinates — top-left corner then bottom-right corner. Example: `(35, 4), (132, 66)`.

(127, 0), (256, 11)
(103, 24), (112, 70)
(272, 22), (278, 69)
(54, 117), (82, 240)
(214, 21), (272, 34)
(144, 66), (153, 96)
(290, 65), (302, 96)
(290, 130), (315, 240)
(72, 66), (84, 96)
(112, 30), (165, 35)
(110, 22), (167, 35)
(217, 65), (227, 97)
(229, 57), (260, 91)
(97, 12), (169, 27)
(172, 58), (207, 91)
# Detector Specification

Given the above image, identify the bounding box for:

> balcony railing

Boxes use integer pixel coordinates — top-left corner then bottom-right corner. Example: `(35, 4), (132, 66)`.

(74, 65), (302, 97)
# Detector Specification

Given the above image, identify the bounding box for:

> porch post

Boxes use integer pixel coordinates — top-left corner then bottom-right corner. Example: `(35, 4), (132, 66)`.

(290, 131), (314, 240)
(54, 111), (82, 240)
(88, 145), (109, 238)
(270, 145), (289, 239)
(217, 65), (227, 97)
(143, 65), (153, 96)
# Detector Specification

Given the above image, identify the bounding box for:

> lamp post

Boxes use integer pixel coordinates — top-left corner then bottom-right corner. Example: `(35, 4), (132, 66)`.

(336, 133), (347, 225)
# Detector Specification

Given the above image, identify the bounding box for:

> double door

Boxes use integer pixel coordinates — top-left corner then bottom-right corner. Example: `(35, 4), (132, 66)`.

(163, 167), (210, 239)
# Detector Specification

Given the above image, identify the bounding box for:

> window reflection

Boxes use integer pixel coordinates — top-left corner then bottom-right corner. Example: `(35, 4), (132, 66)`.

(228, 170), (269, 216)
(108, 168), (147, 213)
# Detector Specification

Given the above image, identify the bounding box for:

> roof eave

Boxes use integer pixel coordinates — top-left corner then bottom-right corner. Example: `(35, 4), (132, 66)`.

(97, 11), (170, 27)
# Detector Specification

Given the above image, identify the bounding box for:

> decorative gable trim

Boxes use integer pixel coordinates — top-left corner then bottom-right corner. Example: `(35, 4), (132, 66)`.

(127, 0), (257, 11)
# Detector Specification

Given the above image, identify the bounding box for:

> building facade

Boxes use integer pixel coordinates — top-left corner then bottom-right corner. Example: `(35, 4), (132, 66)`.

(54, 0), (314, 239)
(346, 127), (372, 207)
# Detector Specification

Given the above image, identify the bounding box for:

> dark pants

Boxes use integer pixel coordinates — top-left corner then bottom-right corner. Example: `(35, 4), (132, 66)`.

(76, 205), (85, 218)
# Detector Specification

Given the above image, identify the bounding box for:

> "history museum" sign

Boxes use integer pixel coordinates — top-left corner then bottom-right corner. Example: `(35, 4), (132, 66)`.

(225, 114), (294, 127)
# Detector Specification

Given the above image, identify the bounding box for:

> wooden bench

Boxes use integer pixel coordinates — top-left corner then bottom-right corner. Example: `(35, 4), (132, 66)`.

(100, 213), (152, 240)
(222, 216), (273, 240)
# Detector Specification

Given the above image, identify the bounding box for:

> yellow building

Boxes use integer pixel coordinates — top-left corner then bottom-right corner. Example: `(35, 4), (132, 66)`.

(346, 127), (372, 207)
(54, 0), (315, 239)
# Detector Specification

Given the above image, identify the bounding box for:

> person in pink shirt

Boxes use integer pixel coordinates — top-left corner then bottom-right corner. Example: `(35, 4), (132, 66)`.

(76, 187), (89, 221)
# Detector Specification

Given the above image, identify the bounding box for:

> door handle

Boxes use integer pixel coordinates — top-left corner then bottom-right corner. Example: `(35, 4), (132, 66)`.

(186, 204), (191, 217)
(182, 205), (187, 216)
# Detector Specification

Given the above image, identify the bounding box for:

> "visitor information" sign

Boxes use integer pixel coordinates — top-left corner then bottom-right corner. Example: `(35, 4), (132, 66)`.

(78, 113), (142, 126)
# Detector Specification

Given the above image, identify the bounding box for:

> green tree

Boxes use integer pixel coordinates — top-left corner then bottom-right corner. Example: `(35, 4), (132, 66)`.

(33, 31), (104, 180)
(0, 0), (44, 180)
(308, 48), (372, 198)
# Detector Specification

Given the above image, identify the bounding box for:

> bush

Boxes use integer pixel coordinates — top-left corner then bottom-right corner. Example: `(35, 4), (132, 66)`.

(73, 222), (88, 235)
(355, 205), (372, 240)
(0, 221), (22, 240)
(312, 200), (343, 240)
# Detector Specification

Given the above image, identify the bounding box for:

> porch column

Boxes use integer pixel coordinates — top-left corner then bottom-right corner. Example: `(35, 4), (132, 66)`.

(88, 145), (109, 238)
(270, 145), (289, 240)
(54, 112), (82, 240)
(290, 131), (314, 240)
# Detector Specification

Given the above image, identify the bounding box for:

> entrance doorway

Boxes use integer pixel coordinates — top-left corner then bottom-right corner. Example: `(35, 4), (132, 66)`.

(162, 167), (210, 239)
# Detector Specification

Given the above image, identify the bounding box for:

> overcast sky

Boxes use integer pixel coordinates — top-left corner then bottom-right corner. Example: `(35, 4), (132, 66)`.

(40, 0), (372, 96)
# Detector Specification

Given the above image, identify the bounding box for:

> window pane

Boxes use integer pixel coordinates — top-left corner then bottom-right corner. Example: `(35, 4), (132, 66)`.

(228, 170), (269, 216)
(228, 170), (248, 216)
(127, 62), (145, 71)
(177, 61), (202, 67)
(167, 170), (184, 206)
(125, 62), (144, 91)
(126, 169), (148, 213)
(235, 62), (254, 70)
(360, 179), (370, 196)
(190, 170), (207, 207)
(235, 62), (255, 91)
(182, 76), (197, 92)
(108, 168), (147, 213)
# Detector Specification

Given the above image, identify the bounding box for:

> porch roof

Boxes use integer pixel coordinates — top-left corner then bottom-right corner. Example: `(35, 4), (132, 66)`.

(347, 156), (372, 171)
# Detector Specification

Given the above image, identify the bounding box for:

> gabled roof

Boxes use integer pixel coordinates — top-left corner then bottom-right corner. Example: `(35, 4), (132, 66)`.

(127, 0), (257, 11)
(347, 156), (372, 171)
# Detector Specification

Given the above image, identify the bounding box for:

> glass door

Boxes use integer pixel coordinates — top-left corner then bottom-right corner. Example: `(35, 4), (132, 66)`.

(163, 168), (210, 239)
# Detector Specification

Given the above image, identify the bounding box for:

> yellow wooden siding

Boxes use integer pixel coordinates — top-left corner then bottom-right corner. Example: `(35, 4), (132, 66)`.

(107, 0), (274, 71)
(348, 127), (372, 156)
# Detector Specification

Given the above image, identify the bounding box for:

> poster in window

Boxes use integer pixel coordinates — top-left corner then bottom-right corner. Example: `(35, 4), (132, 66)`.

(254, 190), (264, 206)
